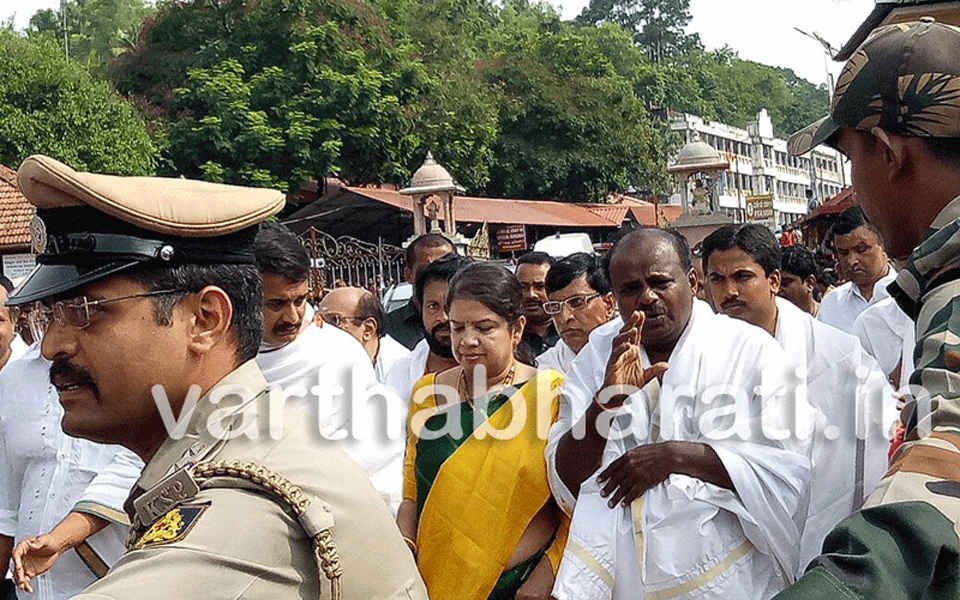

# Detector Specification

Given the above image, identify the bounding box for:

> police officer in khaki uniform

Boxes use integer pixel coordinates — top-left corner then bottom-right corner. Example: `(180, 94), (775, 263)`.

(6, 155), (427, 600)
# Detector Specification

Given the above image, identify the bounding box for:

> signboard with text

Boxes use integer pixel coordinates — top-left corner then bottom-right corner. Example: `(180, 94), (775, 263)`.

(2, 253), (35, 282)
(496, 224), (527, 253)
(744, 194), (775, 222)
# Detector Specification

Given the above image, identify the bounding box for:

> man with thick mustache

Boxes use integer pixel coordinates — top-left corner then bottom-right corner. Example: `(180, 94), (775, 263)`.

(383, 254), (471, 405)
(516, 251), (559, 356)
(701, 223), (896, 576)
(818, 206), (895, 334)
(253, 222), (403, 510)
(4, 155), (426, 600)
(548, 227), (809, 599)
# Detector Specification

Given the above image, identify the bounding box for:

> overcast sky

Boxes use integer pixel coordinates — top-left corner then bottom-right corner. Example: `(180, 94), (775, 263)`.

(555, 0), (876, 86)
(7, 0), (875, 86)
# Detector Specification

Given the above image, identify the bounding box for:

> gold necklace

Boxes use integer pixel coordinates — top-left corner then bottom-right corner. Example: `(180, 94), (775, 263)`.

(459, 360), (517, 405)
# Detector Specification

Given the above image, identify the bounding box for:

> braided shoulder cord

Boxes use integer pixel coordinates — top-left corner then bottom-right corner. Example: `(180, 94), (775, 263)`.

(192, 460), (343, 600)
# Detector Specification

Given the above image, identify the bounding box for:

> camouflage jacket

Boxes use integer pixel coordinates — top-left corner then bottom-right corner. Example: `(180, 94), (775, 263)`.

(775, 195), (960, 599)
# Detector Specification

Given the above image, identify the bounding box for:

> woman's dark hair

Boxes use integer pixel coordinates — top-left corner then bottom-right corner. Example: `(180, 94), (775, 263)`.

(445, 262), (535, 366)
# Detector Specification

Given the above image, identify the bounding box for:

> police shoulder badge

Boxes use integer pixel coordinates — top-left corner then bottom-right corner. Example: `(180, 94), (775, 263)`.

(134, 503), (209, 550)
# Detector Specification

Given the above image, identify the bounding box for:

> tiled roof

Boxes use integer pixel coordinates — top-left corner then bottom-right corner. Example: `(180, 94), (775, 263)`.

(347, 185), (619, 227)
(0, 165), (32, 250)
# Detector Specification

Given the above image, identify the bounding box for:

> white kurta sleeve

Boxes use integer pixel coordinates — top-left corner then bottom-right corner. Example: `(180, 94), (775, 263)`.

(73, 448), (143, 525)
(0, 430), (17, 537)
(546, 325), (613, 516)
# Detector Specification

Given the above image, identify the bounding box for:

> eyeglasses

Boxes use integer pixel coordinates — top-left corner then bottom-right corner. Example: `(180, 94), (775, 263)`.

(542, 292), (602, 315)
(28, 289), (187, 337)
(321, 313), (365, 328)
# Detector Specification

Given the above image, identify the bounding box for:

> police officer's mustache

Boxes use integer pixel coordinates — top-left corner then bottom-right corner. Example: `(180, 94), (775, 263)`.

(49, 359), (101, 400)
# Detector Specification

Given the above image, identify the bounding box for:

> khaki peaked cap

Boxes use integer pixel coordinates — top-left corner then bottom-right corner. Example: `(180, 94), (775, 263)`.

(7, 155), (286, 305)
(19, 155), (285, 236)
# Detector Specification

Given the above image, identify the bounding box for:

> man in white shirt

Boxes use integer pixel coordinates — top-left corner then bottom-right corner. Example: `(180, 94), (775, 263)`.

(852, 297), (911, 386)
(701, 223), (896, 574)
(0, 278), (19, 370)
(819, 206), (896, 333)
(253, 222), (404, 510)
(537, 252), (616, 374)
(0, 342), (142, 599)
(318, 287), (410, 382)
(550, 228), (809, 600)
(383, 254), (470, 403)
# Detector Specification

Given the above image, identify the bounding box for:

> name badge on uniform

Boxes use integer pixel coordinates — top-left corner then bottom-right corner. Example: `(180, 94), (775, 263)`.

(133, 467), (201, 526)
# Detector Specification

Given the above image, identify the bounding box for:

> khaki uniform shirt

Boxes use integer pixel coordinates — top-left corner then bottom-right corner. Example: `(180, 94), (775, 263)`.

(74, 360), (427, 600)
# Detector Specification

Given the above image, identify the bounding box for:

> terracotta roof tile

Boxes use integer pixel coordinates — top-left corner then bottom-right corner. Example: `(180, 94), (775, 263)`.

(0, 165), (33, 250)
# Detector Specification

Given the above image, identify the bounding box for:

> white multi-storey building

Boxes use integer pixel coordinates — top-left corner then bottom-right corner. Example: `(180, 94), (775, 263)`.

(669, 110), (848, 226)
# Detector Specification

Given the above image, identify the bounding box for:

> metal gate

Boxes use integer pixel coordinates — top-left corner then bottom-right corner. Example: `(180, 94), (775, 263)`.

(297, 227), (405, 296)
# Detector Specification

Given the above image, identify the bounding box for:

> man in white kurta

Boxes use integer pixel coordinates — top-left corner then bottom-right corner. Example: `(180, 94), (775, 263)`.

(549, 230), (809, 600)
(852, 297), (911, 384)
(256, 310), (406, 512)
(772, 297), (896, 571)
(699, 223), (899, 575)
(0, 346), (142, 600)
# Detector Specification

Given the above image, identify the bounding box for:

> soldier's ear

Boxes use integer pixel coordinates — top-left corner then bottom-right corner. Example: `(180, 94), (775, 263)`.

(870, 127), (907, 182)
(186, 286), (233, 356)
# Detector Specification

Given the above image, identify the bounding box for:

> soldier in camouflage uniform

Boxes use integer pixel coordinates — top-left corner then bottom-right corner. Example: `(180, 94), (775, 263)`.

(783, 18), (960, 599)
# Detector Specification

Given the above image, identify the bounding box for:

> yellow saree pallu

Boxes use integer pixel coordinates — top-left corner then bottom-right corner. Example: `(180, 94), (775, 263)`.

(403, 369), (568, 600)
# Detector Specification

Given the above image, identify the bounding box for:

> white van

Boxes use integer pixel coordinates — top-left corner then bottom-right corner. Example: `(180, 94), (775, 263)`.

(532, 233), (595, 258)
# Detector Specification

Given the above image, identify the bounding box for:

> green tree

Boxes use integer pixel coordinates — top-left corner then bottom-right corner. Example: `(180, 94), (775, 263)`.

(113, 0), (427, 192)
(0, 31), (156, 174)
(477, 21), (674, 201)
(29, 0), (154, 72)
(577, 0), (699, 62)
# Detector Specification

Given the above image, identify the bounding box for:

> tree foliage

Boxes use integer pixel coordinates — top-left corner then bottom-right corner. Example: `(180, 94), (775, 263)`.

(577, 0), (699, 62)
(91, 0), (826, 201)
(28, 0), (155, 73)
(0, 31), (156, 174)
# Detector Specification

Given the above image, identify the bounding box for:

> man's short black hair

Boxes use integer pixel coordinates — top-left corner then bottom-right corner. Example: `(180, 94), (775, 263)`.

(517, 251), (555, 269)
(355, 289), (385, 337)
(405, 233), (456, 267)
(414, 253), (472, 306)
(781, 245), (818, 281)
(0, 276), (13, 293)
(546, 253), (610, 295)
(831, 206), (882, 240)
(923, 137), (960, 167)
(255, 221), (311, 283)
(127, 263), (263, 364)
(602, 227), (693, 284)
(701, 224), (781, 276)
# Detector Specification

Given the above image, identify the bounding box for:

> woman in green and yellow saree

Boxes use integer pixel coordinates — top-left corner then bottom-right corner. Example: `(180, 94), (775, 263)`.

(396, 262), (568, 600)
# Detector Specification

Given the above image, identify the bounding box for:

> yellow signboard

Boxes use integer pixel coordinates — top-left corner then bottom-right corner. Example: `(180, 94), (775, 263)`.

(745, 194), (775, 222)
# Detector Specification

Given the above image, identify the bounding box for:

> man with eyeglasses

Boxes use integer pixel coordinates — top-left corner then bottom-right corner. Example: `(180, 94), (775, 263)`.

(536, 253), (617, 374)
(253, 223), (405, 511)
(0, 282), (142, 599)
(4, 155), (426, 600)
(318, 287), (410, 383)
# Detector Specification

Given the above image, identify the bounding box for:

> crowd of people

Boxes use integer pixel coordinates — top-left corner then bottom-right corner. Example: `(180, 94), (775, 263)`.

(0, 15), (959, 600)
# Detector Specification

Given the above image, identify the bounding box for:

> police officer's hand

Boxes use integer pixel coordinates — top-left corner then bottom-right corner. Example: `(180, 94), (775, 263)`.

(515, 554), (555, 600)
(12, 534), (64, 593)
(600, 311), (668, 409)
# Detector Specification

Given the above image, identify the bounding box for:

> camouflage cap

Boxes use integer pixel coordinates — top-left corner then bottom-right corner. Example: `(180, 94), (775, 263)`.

(788, 17), (960, 156)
